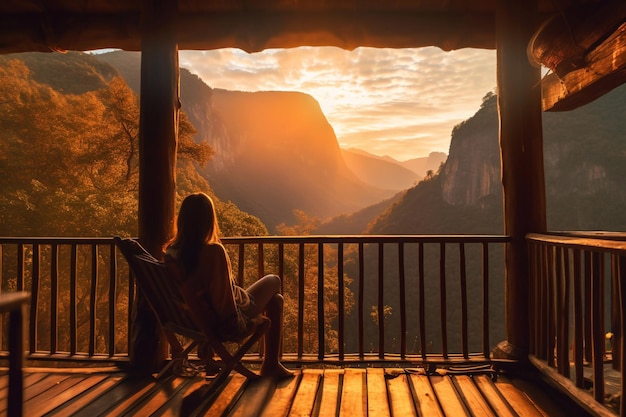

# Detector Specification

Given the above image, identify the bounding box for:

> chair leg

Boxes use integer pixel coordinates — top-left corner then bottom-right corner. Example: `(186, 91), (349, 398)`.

(156, 339), (199, 379)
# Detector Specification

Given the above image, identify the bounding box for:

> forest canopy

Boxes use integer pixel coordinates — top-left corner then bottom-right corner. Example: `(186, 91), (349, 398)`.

(0, 56), (267, 238)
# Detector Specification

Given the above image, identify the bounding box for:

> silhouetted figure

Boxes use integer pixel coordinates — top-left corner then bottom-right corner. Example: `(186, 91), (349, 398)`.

(166, 192), (293, 379)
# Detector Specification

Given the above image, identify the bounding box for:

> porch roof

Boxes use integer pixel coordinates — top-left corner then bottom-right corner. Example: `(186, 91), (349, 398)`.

(0, 0), (577, 54)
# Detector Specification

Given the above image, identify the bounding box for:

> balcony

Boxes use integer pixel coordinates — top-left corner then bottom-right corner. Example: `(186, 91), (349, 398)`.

(0, 233), (621, 415)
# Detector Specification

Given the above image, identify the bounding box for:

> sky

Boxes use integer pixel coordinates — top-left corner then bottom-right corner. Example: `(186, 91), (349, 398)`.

(179, 47), (496, 161)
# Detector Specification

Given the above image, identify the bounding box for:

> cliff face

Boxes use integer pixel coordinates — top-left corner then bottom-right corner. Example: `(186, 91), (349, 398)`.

(204, 89), (392, 230)
(370, 84), (626, 235)
(440, 93), (500, 207)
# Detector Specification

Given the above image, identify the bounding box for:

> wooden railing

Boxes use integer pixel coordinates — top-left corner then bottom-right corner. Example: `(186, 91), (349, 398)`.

(527, 232), (626, 417)
(0, 235), (509, 366)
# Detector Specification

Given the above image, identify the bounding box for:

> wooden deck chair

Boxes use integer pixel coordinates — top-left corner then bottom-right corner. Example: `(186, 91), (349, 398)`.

(114, 237), (269, 385)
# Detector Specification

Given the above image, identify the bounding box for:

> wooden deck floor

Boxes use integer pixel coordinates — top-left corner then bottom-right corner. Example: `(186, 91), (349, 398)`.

(0, 366), (592, 417)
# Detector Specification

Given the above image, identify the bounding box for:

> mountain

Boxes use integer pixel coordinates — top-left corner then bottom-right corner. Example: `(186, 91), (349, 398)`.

(340, 148), (420, 191)
(206, 89), (392, 230)
(368, 86), (626, 234)
(401, 152), (447, 177)
(97, 51), (396, 231)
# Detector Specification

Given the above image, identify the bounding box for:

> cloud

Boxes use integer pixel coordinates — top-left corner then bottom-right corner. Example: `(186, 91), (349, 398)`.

(180, 46), (495, 160)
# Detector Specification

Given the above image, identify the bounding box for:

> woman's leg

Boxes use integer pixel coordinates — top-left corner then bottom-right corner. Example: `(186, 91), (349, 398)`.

(245, 274), (281, 314)
(246, 275), (292, 378)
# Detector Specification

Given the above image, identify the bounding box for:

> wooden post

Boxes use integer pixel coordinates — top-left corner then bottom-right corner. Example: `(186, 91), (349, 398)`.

(494, 0), (546, 360)
(131, 0), (179, 372)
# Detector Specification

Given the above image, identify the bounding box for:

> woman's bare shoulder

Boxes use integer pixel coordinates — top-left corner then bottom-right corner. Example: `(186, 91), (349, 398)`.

(199, 243), (227, 257)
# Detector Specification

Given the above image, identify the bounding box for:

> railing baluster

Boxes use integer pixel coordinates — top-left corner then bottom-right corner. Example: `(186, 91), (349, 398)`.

(297, 243), (305, 359)
(30, 244), (39, 354)
(318, 243), (324, 360)
(51, 244), (58, 355)
(584, 251), (593, 364)
(482, 242), (489, 359)
(544, 247), (556, 366)
(17, 243), (24, 292)
(358, 242), (364, 359)
(109, 243), (116, 356)
(573, 249), (584, 388)
(439, 242), (447, 358)
(561, 248), (570, 378)
(611, 254), (621, 371)
(258, 242), (264, 279)
(338, 243), (344, 361)
(398, 242), (406, 359)
(459, 242), (468, 359)
(70, 244), (77, 356)
(89, 243), (97, 357)
(618, 255), (626, 417)
(378, 243), (384, 359)
(419, 242), (426, 359)
(591, 251), (605, 403)
(278, 243), (284, 294)
(237, 243), (245, 286)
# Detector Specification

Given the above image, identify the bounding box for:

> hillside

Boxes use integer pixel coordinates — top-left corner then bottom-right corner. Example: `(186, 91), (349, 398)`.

(341, 148), (420, 191)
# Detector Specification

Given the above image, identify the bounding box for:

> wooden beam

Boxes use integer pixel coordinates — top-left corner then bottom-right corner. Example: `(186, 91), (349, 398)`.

(0, 11), (497, 53)
(495, 0), (546, 359)
(542, 22), (626, 111)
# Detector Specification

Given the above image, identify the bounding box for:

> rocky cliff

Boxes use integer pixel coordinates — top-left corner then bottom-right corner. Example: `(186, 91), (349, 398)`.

(205, 89), (392, 229)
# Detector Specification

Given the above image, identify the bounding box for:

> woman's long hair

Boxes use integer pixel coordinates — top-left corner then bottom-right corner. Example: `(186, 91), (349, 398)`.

(168, 193), (220, 273)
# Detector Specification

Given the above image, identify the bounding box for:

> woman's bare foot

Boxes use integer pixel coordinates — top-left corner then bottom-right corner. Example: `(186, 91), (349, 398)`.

(260, 362), (294, 380)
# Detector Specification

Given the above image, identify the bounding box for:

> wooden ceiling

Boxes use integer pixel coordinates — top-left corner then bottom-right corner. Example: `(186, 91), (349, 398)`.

(0, 0), (579, 54)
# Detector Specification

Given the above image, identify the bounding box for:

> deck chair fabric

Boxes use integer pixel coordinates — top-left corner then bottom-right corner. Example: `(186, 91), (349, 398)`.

(114, 237), (269, 384)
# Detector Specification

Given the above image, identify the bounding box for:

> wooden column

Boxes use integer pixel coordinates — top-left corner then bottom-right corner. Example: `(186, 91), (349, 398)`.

(131, 0), (179, 372)
(495, 0), (546, 359)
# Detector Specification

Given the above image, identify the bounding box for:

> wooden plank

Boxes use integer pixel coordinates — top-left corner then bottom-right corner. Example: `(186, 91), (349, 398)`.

(155, 377), (209, 417)
(386, 370), (416, 417)
(453, 375), (496, 417)
(262, 372), (301, 417)
(28, 374), (109, 416)
(473, 375), (516, 417)
(96, 377), (159, 416)
(494, 376), (547, 417)
(47, 375), (123, 417)
(289, 369), (322, 417)
(429, 375), (469, 416)
(24, 375), (87, 416)
(409, 373), (443, 417)
(316, 369), (341, 417)
(229, 377), (275, 417)
(203, 374), (247, 416)
(366, 368), (391, 417)
(339, 369), (366, 417)
(117, 374), (188, 416)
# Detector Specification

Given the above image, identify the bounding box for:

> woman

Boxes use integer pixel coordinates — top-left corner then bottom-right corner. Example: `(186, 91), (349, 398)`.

(166, 192), (292, 379)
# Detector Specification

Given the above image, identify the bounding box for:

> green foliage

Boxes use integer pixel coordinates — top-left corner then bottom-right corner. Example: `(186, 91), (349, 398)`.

(0, 53), (269, 356)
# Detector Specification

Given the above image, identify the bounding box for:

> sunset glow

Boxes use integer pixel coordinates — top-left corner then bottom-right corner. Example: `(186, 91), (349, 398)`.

(180, 46), (496, 161)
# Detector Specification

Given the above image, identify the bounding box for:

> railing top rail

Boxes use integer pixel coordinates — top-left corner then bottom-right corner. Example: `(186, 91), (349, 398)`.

(527, 232), (626, 254)
(0, 235), (511, 245)
(0, 237), (115, 245)
(222, 235), (511, 244)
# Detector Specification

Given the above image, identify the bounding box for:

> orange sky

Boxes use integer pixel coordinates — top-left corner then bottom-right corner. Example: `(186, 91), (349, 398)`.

(180, 46), (496, 161)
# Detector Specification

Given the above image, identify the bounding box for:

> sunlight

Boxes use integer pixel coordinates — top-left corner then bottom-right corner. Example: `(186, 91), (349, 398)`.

(179, 46), (496, 161)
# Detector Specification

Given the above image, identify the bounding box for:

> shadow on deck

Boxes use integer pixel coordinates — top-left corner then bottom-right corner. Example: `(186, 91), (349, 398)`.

(0, 365), (593, 417)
